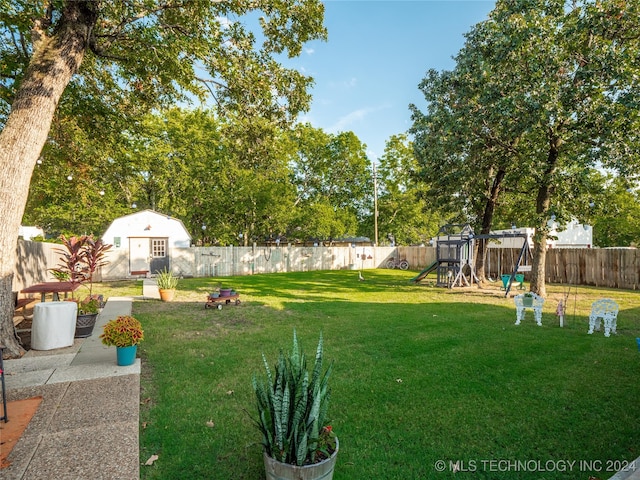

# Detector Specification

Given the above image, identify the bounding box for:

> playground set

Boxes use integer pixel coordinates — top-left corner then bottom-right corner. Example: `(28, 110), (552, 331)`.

(410, 224), (532, 296)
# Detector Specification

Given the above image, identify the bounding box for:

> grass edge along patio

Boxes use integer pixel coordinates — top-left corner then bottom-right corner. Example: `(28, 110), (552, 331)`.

(115, 269), (640, 480)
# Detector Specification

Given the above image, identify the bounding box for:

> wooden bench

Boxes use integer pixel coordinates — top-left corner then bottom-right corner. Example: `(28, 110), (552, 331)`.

(130, 270), (149, 278)
(13, 297), (35, 326)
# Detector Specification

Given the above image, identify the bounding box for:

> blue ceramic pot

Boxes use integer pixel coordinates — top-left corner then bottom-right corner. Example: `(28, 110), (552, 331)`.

(116, 345), (137, 366)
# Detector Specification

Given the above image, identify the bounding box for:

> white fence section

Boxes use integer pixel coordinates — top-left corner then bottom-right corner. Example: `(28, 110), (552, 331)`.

(14, 240), (639, 291)
(12, 240), (401, 291)
(189, 245), (396, 277)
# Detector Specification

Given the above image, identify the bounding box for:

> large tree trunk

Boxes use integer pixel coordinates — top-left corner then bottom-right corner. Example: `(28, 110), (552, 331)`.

(0, 4), (94, 358)
(529, 139), (560, 298)
(530, 232), (548, 297)
(476, 168), (506, 283)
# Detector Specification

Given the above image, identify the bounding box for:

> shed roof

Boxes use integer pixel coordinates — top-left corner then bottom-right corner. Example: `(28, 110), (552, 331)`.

(103, 209), (192, 240)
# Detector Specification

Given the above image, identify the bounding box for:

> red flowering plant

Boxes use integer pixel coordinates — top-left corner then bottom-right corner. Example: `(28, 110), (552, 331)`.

(315, 425), (337, 462)
(50, 234), (112, 299)
(99, 316), (144, 347)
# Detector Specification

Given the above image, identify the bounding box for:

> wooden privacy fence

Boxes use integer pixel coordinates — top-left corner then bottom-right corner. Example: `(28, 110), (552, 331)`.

(485, 248), (640, 290)
(11, 240), (640, 291)
(546, 248), (640, 290)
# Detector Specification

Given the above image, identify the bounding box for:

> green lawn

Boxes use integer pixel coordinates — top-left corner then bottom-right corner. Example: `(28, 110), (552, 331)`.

(101, 270), (640, 479)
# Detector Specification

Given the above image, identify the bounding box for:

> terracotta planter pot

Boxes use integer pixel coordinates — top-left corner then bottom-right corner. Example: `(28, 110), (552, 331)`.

(159, 289), (176, 302)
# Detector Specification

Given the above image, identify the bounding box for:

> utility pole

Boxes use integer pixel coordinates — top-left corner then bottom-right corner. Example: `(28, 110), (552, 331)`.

(373, 162), (379, 246)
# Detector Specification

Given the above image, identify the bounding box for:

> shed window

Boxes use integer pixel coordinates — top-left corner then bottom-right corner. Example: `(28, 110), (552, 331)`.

(152, 239), (167, 258)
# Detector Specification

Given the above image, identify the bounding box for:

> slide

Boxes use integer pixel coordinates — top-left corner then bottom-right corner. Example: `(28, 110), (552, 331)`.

(410, 261), (439, 283)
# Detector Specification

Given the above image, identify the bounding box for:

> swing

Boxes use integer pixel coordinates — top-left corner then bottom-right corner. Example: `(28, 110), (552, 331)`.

(499, 246), (513, 290)
(502, 234), (533, 297)
(515, 241), (533, 289)
(501, 240), (525, 291)
(485, 239), (497, 283)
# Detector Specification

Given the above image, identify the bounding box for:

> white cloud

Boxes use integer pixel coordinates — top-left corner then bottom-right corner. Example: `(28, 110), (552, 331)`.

(329, 107), (375, 132)
(297, 114), (314, 124)
(329, 77), (358, 89)
(216, 16), (232, 29)
(304, 48), (315, 55)
(327, 102), (392, 134)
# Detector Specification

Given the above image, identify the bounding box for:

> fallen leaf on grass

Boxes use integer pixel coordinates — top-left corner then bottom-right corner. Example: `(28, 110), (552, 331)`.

(145, 454), (159, 466)
(206, 420), (215, 428)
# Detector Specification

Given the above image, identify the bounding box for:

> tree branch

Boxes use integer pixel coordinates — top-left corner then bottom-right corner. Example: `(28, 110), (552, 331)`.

(195, 76), (227, 108)
(88, 1), (195, 56)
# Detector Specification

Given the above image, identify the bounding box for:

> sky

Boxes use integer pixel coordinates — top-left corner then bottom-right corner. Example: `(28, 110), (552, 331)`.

(283, 0), (496, 161)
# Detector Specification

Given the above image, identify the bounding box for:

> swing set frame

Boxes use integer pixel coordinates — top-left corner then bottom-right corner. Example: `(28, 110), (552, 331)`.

(432, 224), (531, 296)
(476, 233), (532, 297)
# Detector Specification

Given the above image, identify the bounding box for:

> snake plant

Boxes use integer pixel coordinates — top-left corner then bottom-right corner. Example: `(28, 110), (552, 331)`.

(252, 330), (333, 466)
(155, 267), (179, 290)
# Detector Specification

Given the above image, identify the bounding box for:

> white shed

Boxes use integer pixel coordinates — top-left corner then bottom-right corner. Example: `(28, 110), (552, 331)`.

(102, 209), (192, 275)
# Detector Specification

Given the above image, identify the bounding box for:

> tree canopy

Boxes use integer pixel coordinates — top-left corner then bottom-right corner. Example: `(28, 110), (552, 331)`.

(24, 110), (376, 246)
(0, 0), (327, 356)
(411, 0), (640, 295)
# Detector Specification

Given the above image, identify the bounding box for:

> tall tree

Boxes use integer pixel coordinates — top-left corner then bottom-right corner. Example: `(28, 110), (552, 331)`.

(373, 134), (440, 246)
(483, 0), (640, 296)
(411, 65), (524, 280)
(0, 1), (326, 357)
(412, 0), (640, 294)
(289, 124), (371, 242)
(216, 115), (296, 245)
(591, 176), (640, 247)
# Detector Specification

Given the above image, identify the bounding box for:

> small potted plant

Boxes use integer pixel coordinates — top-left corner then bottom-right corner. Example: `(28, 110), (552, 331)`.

(82, 236), (112, 297)
(210, 282), (222, 298)
(522, 292), (535, 307)
(99, 315), (144, 366)
(51, 234), (112, 336)
(251, 330), (338, 480)
(75, 296), (101, 338)
(156, 268), (179, 302)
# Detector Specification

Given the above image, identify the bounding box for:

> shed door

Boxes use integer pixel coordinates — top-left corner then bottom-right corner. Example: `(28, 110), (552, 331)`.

(129, 237), (150, 273)
(150, 238), (170, 274)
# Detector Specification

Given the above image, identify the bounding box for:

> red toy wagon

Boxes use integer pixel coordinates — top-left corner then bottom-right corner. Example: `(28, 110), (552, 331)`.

(205, 291), (241, 310)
